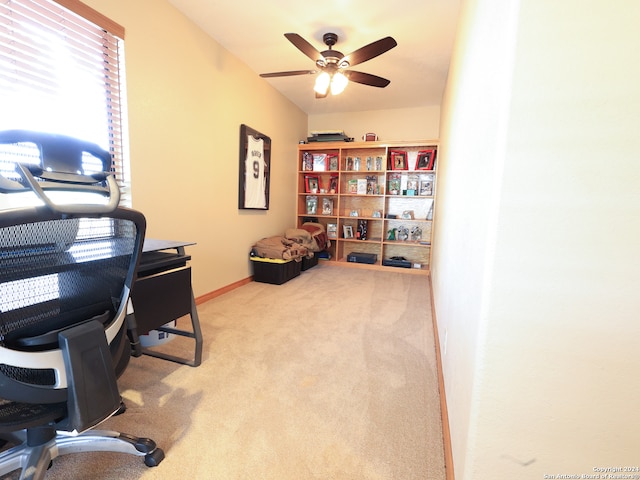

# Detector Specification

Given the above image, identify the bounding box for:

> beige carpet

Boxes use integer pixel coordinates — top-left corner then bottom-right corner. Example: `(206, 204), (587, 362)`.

(2, 265), (445, 480)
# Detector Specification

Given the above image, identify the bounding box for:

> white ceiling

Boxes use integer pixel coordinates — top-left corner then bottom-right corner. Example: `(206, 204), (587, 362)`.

(167, 0), (462, 115)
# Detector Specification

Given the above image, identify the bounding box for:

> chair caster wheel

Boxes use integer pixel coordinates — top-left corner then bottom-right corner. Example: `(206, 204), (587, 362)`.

(144, 447), (165, 467)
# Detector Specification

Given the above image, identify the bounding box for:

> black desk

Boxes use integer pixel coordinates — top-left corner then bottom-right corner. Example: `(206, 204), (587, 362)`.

(131, 239), (203, 367)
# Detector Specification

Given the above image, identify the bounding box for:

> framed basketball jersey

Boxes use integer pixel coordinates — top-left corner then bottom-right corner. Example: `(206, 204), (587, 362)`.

(238, 124), (271, 210)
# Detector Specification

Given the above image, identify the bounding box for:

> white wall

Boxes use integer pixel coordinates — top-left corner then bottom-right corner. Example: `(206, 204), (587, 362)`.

(309, 106), (440, 143)
(84, 0), (308, 297)
(433, 0), (640, 478)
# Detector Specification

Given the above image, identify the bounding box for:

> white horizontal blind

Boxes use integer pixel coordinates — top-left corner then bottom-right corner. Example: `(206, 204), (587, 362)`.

(0, 0), (130, 205)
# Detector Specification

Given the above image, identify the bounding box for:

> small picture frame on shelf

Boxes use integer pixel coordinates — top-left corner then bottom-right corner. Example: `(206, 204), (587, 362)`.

(356, 178), (367, 195)
(407, 175), (419, 193)
(322, 197), (334, 215)
(345, 156), (354, 171)
(419, 176), (434, 196)
(328, 154), (339, 171)
(366, 175), (378, 195)
(328, 174), (338, 194)
(389, 150), (408, 170)
(375, 156), (383, 170)
(343, 225), (354, 239)
(327, 223), (338, 239)
(388, 173), (401, 195)
(305, 175), (321, 194)
(313, 153), (327, 171)
(415, 149), (437, 170)
(302, 152), (313, 171)
(306, 196), (318, 215)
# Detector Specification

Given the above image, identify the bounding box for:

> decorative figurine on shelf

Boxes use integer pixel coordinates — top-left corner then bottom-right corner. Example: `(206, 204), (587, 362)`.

(411, 226), (422, 242)
(387, 228), (397, 241)
(397, 226), (410, 241)
(357, 219), (368, 240)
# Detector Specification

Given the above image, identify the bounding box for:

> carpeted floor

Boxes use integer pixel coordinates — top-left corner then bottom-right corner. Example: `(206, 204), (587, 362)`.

(1, 265), (445, 479)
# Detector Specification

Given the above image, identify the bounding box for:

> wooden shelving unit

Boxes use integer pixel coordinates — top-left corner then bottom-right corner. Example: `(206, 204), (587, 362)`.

(296, 140), (438, 275)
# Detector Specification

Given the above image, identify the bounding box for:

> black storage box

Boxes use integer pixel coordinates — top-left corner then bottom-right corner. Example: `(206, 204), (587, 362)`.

(251, 257), (301, 285)
(301, 255), (318, 271)
(346, 252), (378, 264)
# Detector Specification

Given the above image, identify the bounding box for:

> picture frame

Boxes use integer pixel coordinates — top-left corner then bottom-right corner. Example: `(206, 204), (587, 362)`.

(328, 154), (339, 171)
(388, 173), (401, 195)
(327, 223), (338, 239)
(306, 195), (318, 215)
(419, 176), (434, 196)
(304, 175), (321, 193)
(328, 174), (339, 194)
(301, 151), (313, 171)
(312, 153), (327, 171)
(415, 149), (437, 170)
(345, 156), (354, 171)
(239, 124), (270, 210)
(322, 197), (334, 215)
(343, 225), (354, 239)
(389, 150), (408, 170)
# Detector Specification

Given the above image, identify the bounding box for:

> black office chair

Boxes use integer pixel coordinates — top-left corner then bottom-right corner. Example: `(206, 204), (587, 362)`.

(0, 130), (164, 479)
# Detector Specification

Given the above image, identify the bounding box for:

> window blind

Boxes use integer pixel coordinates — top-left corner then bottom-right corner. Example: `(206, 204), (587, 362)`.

(0, 0), (130, 205)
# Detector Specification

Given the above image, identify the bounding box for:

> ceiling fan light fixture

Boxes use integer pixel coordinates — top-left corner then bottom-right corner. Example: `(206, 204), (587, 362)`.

(330, 72), (348, 95)
(314, 71), (331, 95)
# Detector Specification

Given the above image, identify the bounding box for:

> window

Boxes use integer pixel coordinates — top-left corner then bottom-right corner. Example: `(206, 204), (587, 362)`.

(0, 0), (130, 204)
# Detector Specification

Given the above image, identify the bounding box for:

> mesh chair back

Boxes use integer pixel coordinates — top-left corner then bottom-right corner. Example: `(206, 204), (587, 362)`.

(0, 206), (145, 403)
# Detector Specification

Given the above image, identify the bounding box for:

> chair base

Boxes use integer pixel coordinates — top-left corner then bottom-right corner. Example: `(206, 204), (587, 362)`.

(0, 429), (164, 480)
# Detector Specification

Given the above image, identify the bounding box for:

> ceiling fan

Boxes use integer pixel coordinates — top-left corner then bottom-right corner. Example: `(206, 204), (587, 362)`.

(260, 33), (397, 98)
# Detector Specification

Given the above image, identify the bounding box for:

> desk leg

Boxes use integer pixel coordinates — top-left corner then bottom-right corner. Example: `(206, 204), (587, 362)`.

(141, 289), (203, 367)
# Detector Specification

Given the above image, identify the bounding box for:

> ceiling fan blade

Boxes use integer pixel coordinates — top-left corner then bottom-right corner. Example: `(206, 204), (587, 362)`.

(343, 36), (397, 67)
(260, 70), (316, 78)
(345, 71), (391, 88)
(284, 33), (324, 63)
